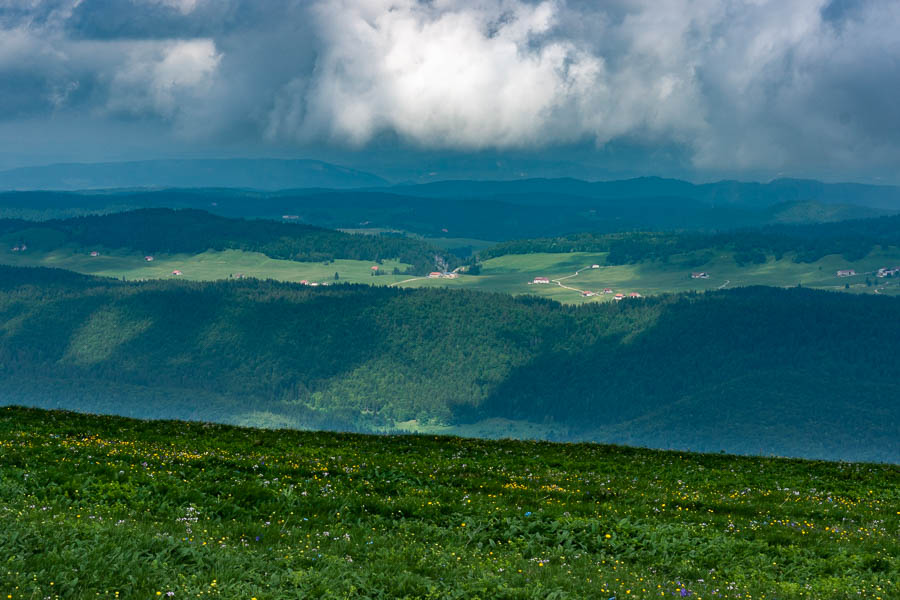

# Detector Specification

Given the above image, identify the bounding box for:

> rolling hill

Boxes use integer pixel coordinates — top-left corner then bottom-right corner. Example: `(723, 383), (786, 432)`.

(1, 265), (897, 462)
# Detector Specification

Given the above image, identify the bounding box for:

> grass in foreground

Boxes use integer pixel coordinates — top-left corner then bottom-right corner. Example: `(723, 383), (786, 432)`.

(1, 407), (897, 599)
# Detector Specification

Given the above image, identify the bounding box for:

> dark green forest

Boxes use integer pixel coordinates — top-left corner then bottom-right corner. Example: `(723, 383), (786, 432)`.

(0, 208), (452, 274)
(1, 265), (897, 462)
(479, 214), (900, 265)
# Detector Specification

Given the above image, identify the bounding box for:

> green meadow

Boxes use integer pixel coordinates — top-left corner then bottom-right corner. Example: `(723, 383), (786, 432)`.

(3, 244), (899, 303)
(1, 406), (898, 600)
(396, 249), (900, 302)
(0, 247), (413, 286)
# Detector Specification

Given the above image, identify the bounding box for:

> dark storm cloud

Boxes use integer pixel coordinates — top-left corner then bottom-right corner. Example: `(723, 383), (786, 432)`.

(63, 0), (279, 40)
(2, 0), (900, 181)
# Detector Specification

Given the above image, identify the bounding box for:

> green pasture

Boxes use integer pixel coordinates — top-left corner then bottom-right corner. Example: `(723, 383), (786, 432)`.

(398, 249), (900, 302)
(0, 246), (413, 286)
(4, 242), (899, 302)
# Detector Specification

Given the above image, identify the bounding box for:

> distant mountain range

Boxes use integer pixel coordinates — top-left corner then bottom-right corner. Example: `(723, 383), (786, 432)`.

(3, 158), (900, 212)
(0, 159), (388, 190)
(386, 176), (900, 210)
(2, 159), (900, 239)
(0, 188), (891, 242)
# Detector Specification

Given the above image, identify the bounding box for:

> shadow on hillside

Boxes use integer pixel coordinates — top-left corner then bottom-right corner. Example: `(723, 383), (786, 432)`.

(463, 287), (900, 462)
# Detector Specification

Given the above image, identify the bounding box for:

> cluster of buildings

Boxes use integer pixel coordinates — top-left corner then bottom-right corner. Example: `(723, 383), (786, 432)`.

(9, 244), (27, 252)
(836, 267), (899, 278)
(691, 272), (710, 279)
(299, 280), (332, 286)
(531, 274), (641, 300)
(581, 289), (641, 299)
(428, 271), (459, 279)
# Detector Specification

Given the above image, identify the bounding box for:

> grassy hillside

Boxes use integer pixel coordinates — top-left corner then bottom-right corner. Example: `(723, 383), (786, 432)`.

(1, 407), (897, 599)
(0, 208), (452, 275)
(1, 265), (898, 462)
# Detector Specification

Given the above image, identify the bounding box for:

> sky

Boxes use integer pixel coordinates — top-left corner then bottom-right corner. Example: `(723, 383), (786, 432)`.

(1, 0), (899, 183)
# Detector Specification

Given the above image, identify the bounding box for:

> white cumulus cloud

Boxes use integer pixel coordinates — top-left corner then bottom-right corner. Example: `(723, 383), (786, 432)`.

(105, 39), (221, 120)
(3, 0), (900, 179)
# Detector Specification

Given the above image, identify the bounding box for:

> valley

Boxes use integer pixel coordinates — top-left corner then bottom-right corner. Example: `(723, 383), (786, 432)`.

(4, 243), (898, 303)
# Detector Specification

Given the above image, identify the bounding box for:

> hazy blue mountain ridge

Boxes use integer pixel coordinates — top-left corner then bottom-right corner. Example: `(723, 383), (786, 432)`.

(0, 159), (388, 190)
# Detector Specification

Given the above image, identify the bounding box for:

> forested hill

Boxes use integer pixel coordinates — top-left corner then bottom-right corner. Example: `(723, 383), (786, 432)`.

(0, 208), (451, 273)
(479, 213), (900, 264)
(1, 265), (897, 462)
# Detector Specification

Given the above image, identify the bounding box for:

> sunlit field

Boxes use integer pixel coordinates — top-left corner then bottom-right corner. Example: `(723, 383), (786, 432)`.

(3, 244), (899, 303)
(1, 407), (897, 599)
(397, 249), (900, 302)
(0, 247), (413, 286)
